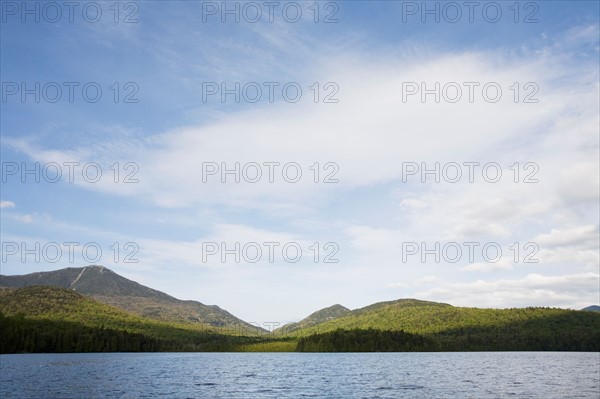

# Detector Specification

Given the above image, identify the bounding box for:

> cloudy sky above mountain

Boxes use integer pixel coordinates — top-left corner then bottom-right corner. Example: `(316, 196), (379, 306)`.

(1, 1), (598, 324)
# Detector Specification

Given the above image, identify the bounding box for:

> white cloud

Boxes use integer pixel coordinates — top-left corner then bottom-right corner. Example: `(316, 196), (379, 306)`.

(4, 213), (37, 224)
(556, 162), (600, 205)
(399, 198), (426, 209)
(16, 214), (34, 224)
(7, 48), (592, 215)
(3, 22), (598, 321)
(536, 247), (599, 271)
(534, 225), (599, 249)
(417, 275), (441, 284)
(414, 273), (600, 309)
(0, 201), (15, 209)
(136, 223), (317, 269)
(460, 258), (514, 273)
(387, 275), (440, 288)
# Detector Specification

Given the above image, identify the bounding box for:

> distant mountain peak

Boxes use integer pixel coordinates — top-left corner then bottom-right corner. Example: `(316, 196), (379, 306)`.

(276, 298), (452, 334)
(307, 304), (350, 317)
(0, 265), (262, 332)
(581, 305), (600, 312)
(275, 303), (352, 334)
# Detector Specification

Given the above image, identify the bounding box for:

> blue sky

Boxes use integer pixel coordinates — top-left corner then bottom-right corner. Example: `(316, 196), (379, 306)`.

(1, 1), (599, 325)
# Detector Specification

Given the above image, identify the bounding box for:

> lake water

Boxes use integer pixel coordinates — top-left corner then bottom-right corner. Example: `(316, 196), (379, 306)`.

(1, 352), (598, 398)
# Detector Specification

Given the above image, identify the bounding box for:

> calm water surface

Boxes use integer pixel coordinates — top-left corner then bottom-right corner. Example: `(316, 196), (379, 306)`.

(1, 352), (598, 398)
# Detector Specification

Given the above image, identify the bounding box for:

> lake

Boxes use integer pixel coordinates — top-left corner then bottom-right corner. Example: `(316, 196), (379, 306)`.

(1, 352), (598, 398)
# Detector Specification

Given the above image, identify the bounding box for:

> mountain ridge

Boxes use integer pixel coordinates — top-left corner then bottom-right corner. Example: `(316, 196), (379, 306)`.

(3, 266), (599, 337)
(277, 304), (352, 334)
(0, 265), (262, 332)
(0, 285), (276, 352)
(581, 305), (600, 312)
(277, 298), (453, 334)
(1, 267), (599, 353)
(282, 299), (600, 338)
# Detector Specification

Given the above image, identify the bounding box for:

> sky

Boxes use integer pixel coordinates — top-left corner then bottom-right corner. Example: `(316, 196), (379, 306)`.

(1, 0), (599, 326)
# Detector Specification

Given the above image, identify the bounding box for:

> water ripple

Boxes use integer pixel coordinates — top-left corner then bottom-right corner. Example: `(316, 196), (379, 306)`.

(0, 352), (598, 399)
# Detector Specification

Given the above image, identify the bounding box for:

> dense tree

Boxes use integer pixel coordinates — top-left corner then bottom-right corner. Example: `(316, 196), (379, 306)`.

(296, 329), (438, 352)
(1, 286), (599, 353)
(296, 325), (600, 352)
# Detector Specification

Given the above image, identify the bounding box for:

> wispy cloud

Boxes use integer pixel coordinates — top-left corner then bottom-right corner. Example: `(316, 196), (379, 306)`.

(1, 2), (598, 322)
(0, 201), (16, 209)
(414, 273), (600, 310)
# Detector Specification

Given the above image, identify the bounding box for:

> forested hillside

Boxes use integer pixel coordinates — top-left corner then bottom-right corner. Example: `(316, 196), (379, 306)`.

(2, 284), (598, 353)
(0, 266), (261, 332)
(0, 286), (279, 353)
(290, 299), (600, 351)
(286, 299), (600, 337)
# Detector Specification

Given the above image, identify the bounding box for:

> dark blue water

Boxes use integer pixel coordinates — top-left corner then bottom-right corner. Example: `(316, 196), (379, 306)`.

(1, 352), (598, 398)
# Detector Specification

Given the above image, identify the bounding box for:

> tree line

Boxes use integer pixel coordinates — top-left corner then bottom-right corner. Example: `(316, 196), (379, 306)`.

(296, 325), (600, 352)
(0, 312), (261, 353)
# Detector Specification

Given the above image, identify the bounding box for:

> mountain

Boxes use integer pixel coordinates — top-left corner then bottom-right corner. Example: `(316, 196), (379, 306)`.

(277, 304), (351, 334)
(2, 267), (599, 353)
(581, 305), (600, 312)
(1, 278), (598, 353)
(0, 266), (262, 333)
(281, 298), (600, 344)
(278, 299), (451, 335)
(0, 285), (271, 353)
(0, 285), (186, 336)
(287, 299), (600, 351)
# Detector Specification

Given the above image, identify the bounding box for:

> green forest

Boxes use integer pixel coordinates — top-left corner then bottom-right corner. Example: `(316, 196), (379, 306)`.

(1, 286), (599, 353)
(0, 311), (292, 352)
(296, 329), (438, 352)
(0, 286), (283, 352)
(296, 325), (600, 352)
